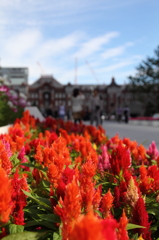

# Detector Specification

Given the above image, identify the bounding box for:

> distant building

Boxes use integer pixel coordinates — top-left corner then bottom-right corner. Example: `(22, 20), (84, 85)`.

(28, 75), (129, 119)
(0, 66), (145, 118)
(0, 67), (28, 95)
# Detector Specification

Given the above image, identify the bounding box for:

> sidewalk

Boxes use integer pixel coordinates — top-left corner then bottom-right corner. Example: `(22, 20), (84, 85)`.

(129, 119), (159, 127)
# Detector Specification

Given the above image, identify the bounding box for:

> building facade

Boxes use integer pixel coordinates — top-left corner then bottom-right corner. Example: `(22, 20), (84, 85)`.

(28, 75), (138, 119)
(0, 67), (152, 118)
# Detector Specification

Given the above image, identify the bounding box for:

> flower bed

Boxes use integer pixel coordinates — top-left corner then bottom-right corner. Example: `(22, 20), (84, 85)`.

(0, 110), (159, 239)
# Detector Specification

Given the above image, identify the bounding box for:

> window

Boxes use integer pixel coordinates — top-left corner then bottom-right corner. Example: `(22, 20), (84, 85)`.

(10, 78), (25, 85)
(44, 93), (49, 99)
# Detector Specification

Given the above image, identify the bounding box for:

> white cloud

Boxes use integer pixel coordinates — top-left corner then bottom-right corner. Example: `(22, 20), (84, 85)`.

(98, 55), (142, 73)
(101, 42), (134, 60)
(74, 32), (119, 58)
(36, 32), (84, 59)
(4, 29), (41, 58)
(0, 0), (150, 86)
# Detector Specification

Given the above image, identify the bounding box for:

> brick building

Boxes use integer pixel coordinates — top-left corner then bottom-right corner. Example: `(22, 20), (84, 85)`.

(0, 67), (149, 118)
(28, 75), (139, 119)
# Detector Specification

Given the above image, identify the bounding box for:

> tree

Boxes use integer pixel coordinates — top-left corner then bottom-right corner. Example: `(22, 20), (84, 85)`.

(0, 78), (27, 126)
(128, 46), (159, 115)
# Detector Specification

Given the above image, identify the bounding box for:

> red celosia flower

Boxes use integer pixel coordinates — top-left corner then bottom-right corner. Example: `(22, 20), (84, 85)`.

(56, 167), (75, 199)
(132, 197), (151, 240)
(101, 216), (118, 240)
(32, 168), (42, 185)
(70, 211), (118, 240)
(11, 170), (29, 225)
(18, 146), (30, 171)
(0, 167), (12, 225)
(0, 227), (7, 238)
(110, 144), (132, 175)
(147, 165), (159, 191)
(114, 186), (121, 208)
(139, 163), (151, 194)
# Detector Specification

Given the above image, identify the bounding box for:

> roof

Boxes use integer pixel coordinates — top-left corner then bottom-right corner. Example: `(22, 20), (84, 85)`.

(107, 77), (121, 88)
(30, 75), (63, 89)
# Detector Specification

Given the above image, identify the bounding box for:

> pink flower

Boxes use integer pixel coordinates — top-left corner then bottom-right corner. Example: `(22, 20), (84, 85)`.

(98, 145), (110, 172)
(147, 141), (159, 160)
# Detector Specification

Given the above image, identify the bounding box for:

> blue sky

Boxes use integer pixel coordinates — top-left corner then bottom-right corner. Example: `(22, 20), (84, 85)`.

(0, 0), (159, 85)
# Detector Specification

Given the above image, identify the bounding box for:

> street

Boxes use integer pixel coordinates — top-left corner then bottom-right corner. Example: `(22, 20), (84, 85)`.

(103, 121), (159, 149)
(84, 120), (159, 149)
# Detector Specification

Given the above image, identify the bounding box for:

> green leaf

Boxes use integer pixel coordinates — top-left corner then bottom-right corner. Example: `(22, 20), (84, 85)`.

(126, 223), (146, 230)
(1, 231), (47, 240)
(53, 232), (61, 240)
(37, 214), (60, 223)
(20, 163), (35, 168)
(36, 197), (52, 209)
(25, 220), (57, 230)
(21, 163), (48, 172)
(24, 206), (46, 216)
(40, 179), (50, 191)
(8, 224), (24, 234)
(96, 181), (116, 188)
(22, 190), (52, 211)
(147, 208), (159, 217)
(131, 233), (139, 240)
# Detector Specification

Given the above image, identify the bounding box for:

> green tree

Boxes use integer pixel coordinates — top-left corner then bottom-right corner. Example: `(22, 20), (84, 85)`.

(128, 46), (159, 115)
(0, 94), (24, 126)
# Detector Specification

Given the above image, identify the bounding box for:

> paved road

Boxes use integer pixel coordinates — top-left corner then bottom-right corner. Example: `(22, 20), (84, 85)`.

(84, 120), (159, 149)
(102, 121), (159, 149)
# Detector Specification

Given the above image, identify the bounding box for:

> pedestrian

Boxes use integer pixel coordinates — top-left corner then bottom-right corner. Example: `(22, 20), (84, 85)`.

(90, 89), (101, 126)
(58, 103), (65, 120)
(71, 88), (85, 124)
(123, 105), (130, 123)
(116, 106), (123, 122)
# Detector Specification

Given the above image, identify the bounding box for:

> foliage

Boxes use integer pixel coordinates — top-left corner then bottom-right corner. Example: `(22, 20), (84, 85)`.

(128, 45), (159, 115)
(0, 81), (27, 126)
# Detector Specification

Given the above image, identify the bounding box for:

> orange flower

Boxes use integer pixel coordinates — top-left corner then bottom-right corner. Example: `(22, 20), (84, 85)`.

(117, 210), (129, 240)
(0, 141), (12, 175)
(0, 167), (12, 225)
(139, 163), (151, 194)
(34, 144), (44, 164)
(54, 178), (81, 240)
(70, 211), (117, 240)
(79, 160), (97, 211)
(47, 163), (60, 188)
(101, 189), (114, 218)
(92, 186), (101, 212)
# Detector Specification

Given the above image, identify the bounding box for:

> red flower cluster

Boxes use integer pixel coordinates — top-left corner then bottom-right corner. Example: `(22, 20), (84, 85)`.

(0, 110), (158, 240)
